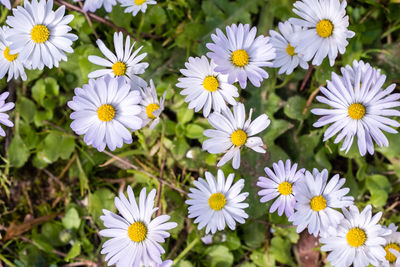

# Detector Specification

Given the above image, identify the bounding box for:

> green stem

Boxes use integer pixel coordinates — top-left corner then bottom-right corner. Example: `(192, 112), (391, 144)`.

(173, 237), (200, 264)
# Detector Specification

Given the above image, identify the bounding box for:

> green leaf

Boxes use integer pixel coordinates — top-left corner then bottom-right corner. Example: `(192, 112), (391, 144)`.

(88, 188), (115, 225)
(32, 79), (46, 106)
(65, 241), (81, 262)
(270, 236), (293, 265)
(185, 124), (204, 139)
(62, 207), (81, 230)
(177, 107), (194, 125)
(8, 134), (30, 167)
(18, 97), (36, 123)
(206, 245), (234, 267)
(284, 96), (308, 120)
(242, 221), (266, 249)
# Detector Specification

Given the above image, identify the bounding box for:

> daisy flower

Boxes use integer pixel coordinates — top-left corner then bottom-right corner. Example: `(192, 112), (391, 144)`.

(88, 32), (148, 88)
(100, 186), (177, 267)
(320, 205), (392, 267)
(0, 26), (27, 81)
(381, 224), (400, 267)
(288, 169), (354, 237)
(0, 92), (15, 137)
(73, 0), (116, 13)
(257, 159), (305, 218)
(138, 79), (166, 129)
(1, 0), (11, 9)
(311, 61), (400, 156)
(269, 21), (308, 75)
(389, 249), (400, 267)
(176, 56), (239, 117)
(68, 76), (143, 152)
(185, 169), (249, 234)
(206, 23), (275, 89)
(6, 0), (78, 70)
(202, 103), (270, 169)
(288, 0), (355, 66)
(119, 0), (156, 16)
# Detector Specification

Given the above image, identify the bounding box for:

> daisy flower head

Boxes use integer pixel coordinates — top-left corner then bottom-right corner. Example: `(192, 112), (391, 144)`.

(100, 186), (177, 267)
(6, 0), (78, 70)
(0, 26), (28, 81)
(0, 92), (15, 137)
(73, 0), (116, 13)
(288, 0), (355, 66)
(119, 0), (156, 17)
(202, 103), (270, 169)
(138, 79), (166, 130)
(288, 168), (354, 237)
(381, 224), (400, 267)
(1, 0), (11, 9)
(320, 205), (392, 267)
(311, 62), (400, 156)
(257, 159), (305, 218)
(206, 23), (275, 89)
(185, 169), (249, 234)
(269, 21), (308, 75)
(176, 56), (239, 117)
(88, 32), (148, 88)
(68, 76), (143, 152)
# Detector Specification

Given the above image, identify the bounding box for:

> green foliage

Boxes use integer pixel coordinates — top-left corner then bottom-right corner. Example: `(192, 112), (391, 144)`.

(1, 0), (400, 266)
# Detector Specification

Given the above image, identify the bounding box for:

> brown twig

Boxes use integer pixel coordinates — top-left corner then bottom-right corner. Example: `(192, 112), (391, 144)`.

(302, 87), (321, 115)
(300, 65), (315, 92)
(77, 1), (99, 39)
(58, 153), (78, 179)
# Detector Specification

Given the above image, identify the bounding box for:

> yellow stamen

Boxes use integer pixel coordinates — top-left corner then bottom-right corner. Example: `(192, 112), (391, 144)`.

(231, 129), (247, 147)
(277, 181), (292, 195)
(97, 104), (116, 122)
(31, 25), (50, 43)
(112, 61), (127, 76)
(146, 103), (159, 119)
(310, 195), (326, 212)
(208, 193), (226, 211)
(316, 19), (333, 38)
(348, 103), (366, 120)
(3, 47), (18, 62)
(286, 44), (296, 56)
(346, 227), (367, 247)
(385, 243), (400, 263)
(231, 49), (249, 67)
(135, 0), (146, 5)
(203, 76), (219, 92)
(127, 221), (147, 242)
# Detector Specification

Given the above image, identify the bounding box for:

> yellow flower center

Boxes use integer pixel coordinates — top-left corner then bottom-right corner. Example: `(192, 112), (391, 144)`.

(3, 47), (18, 62)
(127, 221), (147, 242)
(348, 103), (366, 120)
(385, 243), (400, 263)
(208, 193), (226, 211)
(135, 0), (146, 5)
(310, 195), (327, 212)
(231, 49), (249, 67)
(31, 25), (50, 43)
(277, 181), (292, 195)
(316, 19), (333, 38)
(146, 103), (159, 119)
(203, 76), (219, 92)
(346, 227), (367, 247)
(286, 44), (296, 56)
(97, 104), (116, 122)
(112, 61), (127, 76)
(231, 129), (247, 147)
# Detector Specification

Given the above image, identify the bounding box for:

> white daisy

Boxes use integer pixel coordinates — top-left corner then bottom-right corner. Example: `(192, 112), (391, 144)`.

(176, 56), (239, 117)
(320, 205), (392, 267)
(119, 0), (156, 16)
(269, 21), (308, 75)
(73, 0), (116, 13)
(382, 224), (400, 267)
(100, 186), (177, 267)
(0, 26), (27, 81)
(206, 23), (275, 89)
(288, 0), (355, 66)
(88, 32), (148, 88)
(257, 159), (305, 218)
(68, 76), (143, 152)
(1, 0), (11, 9)
(288, 168), (354, 237)
(185, 169), (249, 234)
(6, 0), (78, 70)
(0, 92), (15, 137)
(202, 103), (270, 169)
(311, 61), (400, 156)
(138, 79), (166, 130)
